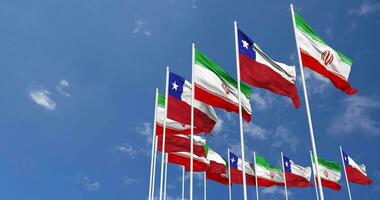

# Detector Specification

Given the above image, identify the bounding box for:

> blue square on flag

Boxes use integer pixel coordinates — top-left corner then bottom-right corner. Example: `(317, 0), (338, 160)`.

(229, 152), (238, 169)
(238, 29), (256, 61)
(283, 155), (291, 173)
(169, 72), (185, 100)
(342, 150), (349, 166)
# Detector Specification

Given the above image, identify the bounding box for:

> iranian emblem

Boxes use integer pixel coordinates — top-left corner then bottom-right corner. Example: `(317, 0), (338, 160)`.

(270, 171), (275, 179)
(324, 169), (329, 178)
(321, 50), (334, 65)
(222, 83), (230, 94)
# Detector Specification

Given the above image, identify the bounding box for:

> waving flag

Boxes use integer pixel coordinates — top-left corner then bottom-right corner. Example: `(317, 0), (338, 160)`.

(229, 152), (256, 185)
(168, 151), (209, 172)
(156, 93), (206, 135)
(283, 155), (312, 187)
(293, 11), (357, 94)
(207, 171), (229, 185)
(255, 155), (284, 187)
(238, 29), (300, 108)
(194, 49), (252, 122)
(342, 150), (373, 185)
(206, 147), (227, 175)
(313, 157), (342, 190)
(168, 72), (218, 133)
(157, 134), (206, 157)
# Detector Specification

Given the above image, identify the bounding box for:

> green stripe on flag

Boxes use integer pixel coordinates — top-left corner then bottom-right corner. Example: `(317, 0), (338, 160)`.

(295, 12), (353, 66)
(158, 93), (165, 107)
(195, 49), (252, 98)
(204, 145), (209, 157)
(318, 157), (341, 172)
(256, 155), (282, 171)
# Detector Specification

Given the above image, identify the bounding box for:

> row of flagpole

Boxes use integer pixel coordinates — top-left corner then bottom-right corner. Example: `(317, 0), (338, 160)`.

(145, 4), (352, 200)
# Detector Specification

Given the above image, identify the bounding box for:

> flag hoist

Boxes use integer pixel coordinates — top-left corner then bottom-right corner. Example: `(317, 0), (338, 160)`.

(233, 21), (248, 200)
(290, 4), (325, 200)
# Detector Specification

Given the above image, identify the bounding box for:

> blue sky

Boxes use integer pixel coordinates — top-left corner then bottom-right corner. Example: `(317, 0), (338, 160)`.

(0, 0), (380, 199)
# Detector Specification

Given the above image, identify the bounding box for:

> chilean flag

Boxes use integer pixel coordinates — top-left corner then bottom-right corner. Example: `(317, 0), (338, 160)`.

(167, 72), (218, 134)
(238, 29), (300, 108)
(283, 155), (313, 187)
(342, 150), (373, 185)
(229, 152), (256, 186)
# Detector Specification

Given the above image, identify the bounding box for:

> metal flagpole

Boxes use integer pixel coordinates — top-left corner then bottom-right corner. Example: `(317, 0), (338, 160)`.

(152, 135), (158, 200)
(290, 4), (325, 200)
(159, 66), (170, 200)
(190, 43), (195, 200)
(310, 151), (320, 200)
(148, 89), (159, 200)
(164, 153), (168, 200)
(281, 152), (289, 200)
(228, 148), (232, 200)
(340, 146), (353, 200)
(204, 171), (207, 200)
(253, 151), (259, 200)
(233, 20), (248, 200)
(182, 166), (185, 200)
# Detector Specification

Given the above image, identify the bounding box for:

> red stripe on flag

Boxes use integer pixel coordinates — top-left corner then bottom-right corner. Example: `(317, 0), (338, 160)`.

(195, 84), (251, 122)
(239, 54), (301, 108)
(206, 172), (229, 185)
(167, 96), (216, 133)
(156, 135), (206, 157)
(345, 166), (373, 185)
(230, 168), (256, 186)
(315, 176), (342, 190)
(155, 123), (204, 136)
(300, 49), (358, 95)
(285, 172), (312, 187)
(167, 153), (208, 172)
(257, 177), (284, 187)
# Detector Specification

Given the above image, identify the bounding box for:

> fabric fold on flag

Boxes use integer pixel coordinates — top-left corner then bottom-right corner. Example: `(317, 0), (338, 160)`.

(313, 156), (342, 190)
(238, 29), (301, 108)
(342, 150), (373, 185)
(229, 152), (256, 185)
(294, 11), (357, 95)
(283, 155), (312, 187)
(194, 49), (252, 122)
(157, 134), (206, 157)
(255, 155), (284, 187)
(167, 72), (218, 133)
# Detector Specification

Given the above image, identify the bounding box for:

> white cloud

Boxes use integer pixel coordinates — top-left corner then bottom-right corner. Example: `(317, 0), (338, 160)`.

(262, 187), (293, 197)
(192, 0), (198, 9)
(136, 122), (153, 143)
(114, 143), (138, 158)
(303, 68), (330, 94)
(350, 1), (380, 16)
(328, 96), (380, 135)
(213, 118), (224, 134)
(251, 91), (274, 111)
(83, 176), (100, 191)
(325, 28), (333, 40)
(124, 177), (141, 184)
(133, 19), (152, 37)
(244, 123), (269, 140)
(56, 79), (71, 97)
(271, 126), (298, 152)
(29, 88), (56, 111)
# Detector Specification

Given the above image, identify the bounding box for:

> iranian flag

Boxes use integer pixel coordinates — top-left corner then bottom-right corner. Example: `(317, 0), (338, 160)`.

(293, 11), (357, 94)
(313, 157), (342, 190)
(342, 150), (373, 185)
(156, 93), (205, 135)
(205, 146), (227, 175)
(206, 171), (229, 185)
(194, 49), (252, 122)
(255, 155), (284, 187)
(229, 152), (256, 186)
(168, 151), (209, 172)
(283, 155), (312, 187)
(168, 72), (218, 133)
(157, 134), (206, 157)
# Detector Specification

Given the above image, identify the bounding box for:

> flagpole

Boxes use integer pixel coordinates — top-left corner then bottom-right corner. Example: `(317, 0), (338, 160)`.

(340, 146), (353, 200)
(290, 4), (324, 200)
(148, 89), (159, 200)
(190, 43), (195, 200)
(234, 20), (248, 200)
(310, 150), (320, 200)
(228, 148), (232, 200)
(281, 152), (289, 200)
(182, 166), (185, 200)
(159, 66), (170, 200)
(204, 171), (207, 200)
(164, 153), (168, 200)
(152, 135), (158, 200)
(253, 151), (259, 200)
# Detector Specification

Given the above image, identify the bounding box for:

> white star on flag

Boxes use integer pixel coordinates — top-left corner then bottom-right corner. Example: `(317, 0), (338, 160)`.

(231, 157), (235, 163)
(241, 40), (249, 49)
(285, 161), (289, 167)
(172, 81), (178, 91)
